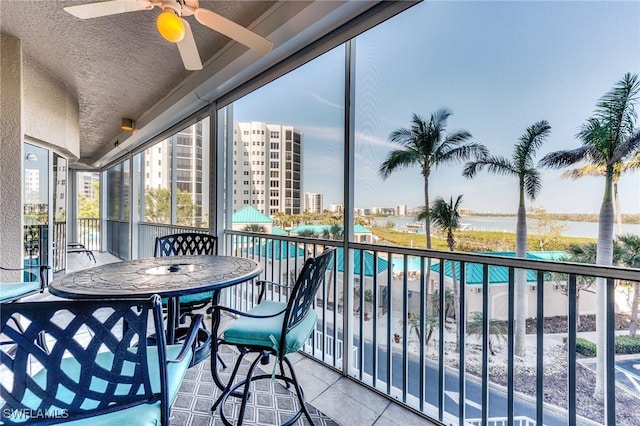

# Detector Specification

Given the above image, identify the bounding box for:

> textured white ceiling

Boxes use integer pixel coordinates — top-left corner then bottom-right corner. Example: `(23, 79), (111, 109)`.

(0, 0), (276, 162)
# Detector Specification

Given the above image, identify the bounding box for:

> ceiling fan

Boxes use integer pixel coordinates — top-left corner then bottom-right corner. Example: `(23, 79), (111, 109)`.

(64, 0), (273, 70)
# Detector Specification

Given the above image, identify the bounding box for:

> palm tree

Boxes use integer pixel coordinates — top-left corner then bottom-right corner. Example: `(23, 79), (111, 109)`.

(422, 194), (463, 351)
(618, 234), (640, 338)
(379, 109), (487, 249)
(539, 72), (640, 399)
(321, 224), (344, 240)
(463, 120), (551, 356)
(466, 311), (508, 356)
(561, 152), (640, 234)
(243, 224), (266, 233)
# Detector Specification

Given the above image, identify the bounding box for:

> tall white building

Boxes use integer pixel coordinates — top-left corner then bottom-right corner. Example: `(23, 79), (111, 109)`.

(233, 122), (302, 216)
(24, 169), (40, 203)
(303, 192), (323, 213)
(397, 204), (408, 216)
(143, 122), (210, 226)
(79, 172), (99, 200)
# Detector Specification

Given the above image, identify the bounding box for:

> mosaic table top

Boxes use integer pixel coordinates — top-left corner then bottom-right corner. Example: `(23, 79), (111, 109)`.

(49, 255), (262, 299)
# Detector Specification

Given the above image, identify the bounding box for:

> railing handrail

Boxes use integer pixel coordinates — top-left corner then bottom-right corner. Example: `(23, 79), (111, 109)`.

(224, 230), (640, 282)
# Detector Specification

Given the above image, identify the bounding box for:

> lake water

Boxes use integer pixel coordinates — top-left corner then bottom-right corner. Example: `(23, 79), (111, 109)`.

(374, 215), (640, 239)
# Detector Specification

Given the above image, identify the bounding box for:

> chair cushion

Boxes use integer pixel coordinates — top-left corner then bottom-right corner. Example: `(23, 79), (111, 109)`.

(0, 281), (41, 303)
(5, 344), (192, 425)
(223, 300), (317, 356)
(161, 291), (213, 307)
(178, 291), (213, 306)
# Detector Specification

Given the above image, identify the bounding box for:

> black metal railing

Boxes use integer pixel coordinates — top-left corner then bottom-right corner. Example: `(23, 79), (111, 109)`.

(223, 230), (640, 426)
(137, 223), (209, 258)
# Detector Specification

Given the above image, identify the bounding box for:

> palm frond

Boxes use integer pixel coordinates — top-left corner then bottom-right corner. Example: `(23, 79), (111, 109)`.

(434, 142), (488, 168)
(538, 146), (592, 168)
(523, 170), (542, 200)
(610, 128), (640, 165)
(463, 155), (516, 178)
(561, 163), (604, 180)
(617, 233), (640, 268)
(590, 73), (640, 155)
(389, 127), (413, 145)
(379, 148), (421, 179)
(429, 195), (463, 232)
(515, 120), (551, 170)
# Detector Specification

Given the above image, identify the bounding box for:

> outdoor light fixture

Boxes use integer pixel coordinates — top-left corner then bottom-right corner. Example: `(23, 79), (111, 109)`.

(25, 153), (37, 161)
(157, 9), (185, 43)
(121, 118), (135, 131)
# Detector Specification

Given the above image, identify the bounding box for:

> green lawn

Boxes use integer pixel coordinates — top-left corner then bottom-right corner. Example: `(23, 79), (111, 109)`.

(370, 227), (595, 253)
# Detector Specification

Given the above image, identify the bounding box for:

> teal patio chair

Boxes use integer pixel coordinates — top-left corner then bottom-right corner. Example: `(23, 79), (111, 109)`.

(0, 264), (48, 304)
(0, 295), (201, 425)
(210, 248), (335, 426)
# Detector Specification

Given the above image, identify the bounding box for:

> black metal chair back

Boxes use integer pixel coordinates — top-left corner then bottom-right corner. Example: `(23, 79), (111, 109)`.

(154, 232), (217, 257)
(279, 247), (335, 358)
(0, 296), (172, 425)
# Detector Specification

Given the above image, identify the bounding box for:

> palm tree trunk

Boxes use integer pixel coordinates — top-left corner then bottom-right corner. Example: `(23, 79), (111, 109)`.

(423, 174), (433, 316)
(451, 256), (460, 353)
(614, 181), (623, 235)
(630, 282), (639, 338)
(594, 174), (615, 400)
(515, 188), (528, 357)
(423, 175), (431, 249)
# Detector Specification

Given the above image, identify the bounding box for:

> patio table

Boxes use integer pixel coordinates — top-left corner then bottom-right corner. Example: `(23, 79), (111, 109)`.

(49, 255), (262, 389)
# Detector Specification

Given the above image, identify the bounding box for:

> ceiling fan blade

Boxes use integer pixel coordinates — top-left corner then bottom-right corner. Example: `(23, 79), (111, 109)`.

(194, 8), (273, 56)
(64, 0), (151, 19)
(177, 19), (203, 70)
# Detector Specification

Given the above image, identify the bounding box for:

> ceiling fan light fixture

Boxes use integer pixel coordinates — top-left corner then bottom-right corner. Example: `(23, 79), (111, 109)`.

(157, 10), (185, 43)
(121, 118), (135, 131)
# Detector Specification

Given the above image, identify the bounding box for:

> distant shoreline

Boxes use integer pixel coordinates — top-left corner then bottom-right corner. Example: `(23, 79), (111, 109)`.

(465, 212), (640, 224)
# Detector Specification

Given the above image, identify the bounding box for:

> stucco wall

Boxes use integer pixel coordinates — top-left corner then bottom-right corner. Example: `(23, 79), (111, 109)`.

(0, 33), (80, 274)
(0, 35), (25, 275)
(23, 55), (80, 159)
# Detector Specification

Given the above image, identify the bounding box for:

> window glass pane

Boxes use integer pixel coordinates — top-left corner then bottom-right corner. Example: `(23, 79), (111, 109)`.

(106, 160), (129, 221)
(224, 46), (345, 234)
(137, 117), (210, 227)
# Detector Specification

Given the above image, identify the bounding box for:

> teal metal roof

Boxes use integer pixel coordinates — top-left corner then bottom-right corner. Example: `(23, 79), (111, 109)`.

(329, 248), (389, 277)
(232, 206), (273, 224)
(430, 251), (568, 285)
(247, 240), (306, 260)
(290, 224), (372, 234)
(271, 226), (288, 236)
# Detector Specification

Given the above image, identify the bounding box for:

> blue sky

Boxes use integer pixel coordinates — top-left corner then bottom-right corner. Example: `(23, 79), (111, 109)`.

(234, 1), (640, 214)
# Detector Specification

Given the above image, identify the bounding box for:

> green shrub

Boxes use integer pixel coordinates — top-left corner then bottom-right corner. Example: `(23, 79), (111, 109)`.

(576, 337), (597, 356)
(615, 335), (640, 355)
(569, 335), (640, 356)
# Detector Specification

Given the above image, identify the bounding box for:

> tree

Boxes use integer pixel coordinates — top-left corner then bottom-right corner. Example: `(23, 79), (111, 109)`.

(560, 242), (624, 329)
(539, 73), (640, 399)
(422, 194), (463, 351)
(379, 110), (486, 250)
(296, 229), (318, 238)
(466, 311), (507, 356)
(144, 188), (197, 225)
(464, 120), (551, 356)
(561, 152), (640, 234)
(408, 313), (439, 348)
(321, 224), (344, 240)
(617, 234), (640, 338)
(243, 224), (266, 233)
(529, 207), (567, 251)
